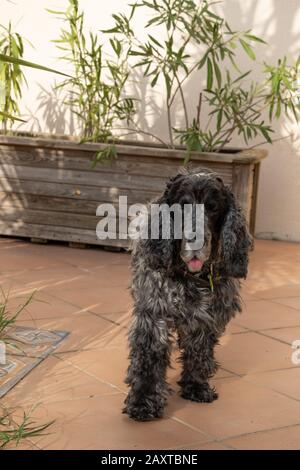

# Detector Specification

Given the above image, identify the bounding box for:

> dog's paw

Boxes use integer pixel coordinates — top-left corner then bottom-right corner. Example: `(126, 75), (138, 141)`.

(123, 395), (165, 421)
(123, 403), (163, 421)
(180, 382), (218, 403)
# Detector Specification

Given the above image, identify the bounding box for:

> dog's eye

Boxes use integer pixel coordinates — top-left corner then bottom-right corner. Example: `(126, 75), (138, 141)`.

(180, 196), (193, 206)
(205, 201), (218, 212)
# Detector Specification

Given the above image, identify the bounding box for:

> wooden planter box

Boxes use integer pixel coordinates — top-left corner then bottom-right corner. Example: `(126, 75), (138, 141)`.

(0, 135), (267, 248)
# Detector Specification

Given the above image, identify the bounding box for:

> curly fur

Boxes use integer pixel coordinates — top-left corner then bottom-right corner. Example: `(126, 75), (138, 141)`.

(123, 167), (252, 421)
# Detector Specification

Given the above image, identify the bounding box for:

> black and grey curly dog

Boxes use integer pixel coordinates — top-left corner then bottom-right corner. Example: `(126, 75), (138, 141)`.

(123, 167), (252, 421)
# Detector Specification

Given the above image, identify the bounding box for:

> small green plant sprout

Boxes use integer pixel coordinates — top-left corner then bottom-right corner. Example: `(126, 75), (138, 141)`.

(50, 0), (135, 164)
(0, 289), (35, 351)
(0, 405), (54, 449)
(0, 290), (53, 449)
(104, 0), (300, 162)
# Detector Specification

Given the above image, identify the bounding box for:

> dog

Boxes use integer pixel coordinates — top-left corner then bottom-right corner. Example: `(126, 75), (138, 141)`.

(123, 167), (252, 421)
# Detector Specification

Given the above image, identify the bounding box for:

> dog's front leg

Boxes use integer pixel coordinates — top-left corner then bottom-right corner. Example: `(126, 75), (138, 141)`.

(178, 326), (219, 403)
(123, 314), (171, 421)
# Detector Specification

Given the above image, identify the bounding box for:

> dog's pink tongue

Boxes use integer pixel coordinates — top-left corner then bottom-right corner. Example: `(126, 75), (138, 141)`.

(187, 258), (203, 272)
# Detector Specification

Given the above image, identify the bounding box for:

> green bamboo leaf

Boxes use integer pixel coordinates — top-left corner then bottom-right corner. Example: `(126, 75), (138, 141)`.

(239, 39), (256, 60)
(206, 10), (222, 21)
(148, 34), (162, 49)
(290, 101), (299, 123)
(0, 54), (71, 77)
(151, 73), (159, 87)
(232, 70), (251, 84)
(275, 96), (281, 118)
(92, 145), (117, 167)
(46, 9), (65, 15)
(245, 33), (267, 44)
(146, 15), (164, 27)
(268, 99), (275, 121)
(128, 50), (146, 56)
(260, 126), (273, 143)
(133, 59), (151, 68)
(212, 58), (222, 87)
(163, 71), (172, 100)
(0, 111), (26, 122)
(101, 27), (120, 34)
(216, 109), (223, 131)
(197, 51), (209, 70)
(109, 39), (122, 57)
(142, 1), (157, 9)
(206, 57), (213, 90)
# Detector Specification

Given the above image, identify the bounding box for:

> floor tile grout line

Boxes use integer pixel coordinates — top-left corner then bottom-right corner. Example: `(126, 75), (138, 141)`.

(164, 440), (218, 451)
(216, 364), (300, 407)
(258, 325), (300, 332)
(239, 371), (300, 405)
(53, 343), (128, 355)
(233, 321), (300, 334)
(168, 418), (300, 447)
(228, 325), (300, 347)
(168, 416), (217, 441)
(243, 294), (300, 303)
(53, 354), (127, 393)
(10, 390), (124, 409)
(243, 363), (300, 374)
(168, 410), (300, 447)
(218, 420), (300, 443)
(167, 439), (235, 450)
(35, 289), (130, 327)
(217, 366), (241, 378)
(264, 297), (300, 312)
(17, 286), (130, 327)
(254, 329), (297, 346)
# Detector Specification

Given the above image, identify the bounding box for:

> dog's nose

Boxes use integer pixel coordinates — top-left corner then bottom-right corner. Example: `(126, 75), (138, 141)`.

(184, 237), (205, 252)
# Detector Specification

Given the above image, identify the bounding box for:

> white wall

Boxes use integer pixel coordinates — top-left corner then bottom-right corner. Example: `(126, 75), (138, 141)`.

(2, 0), (300, 241)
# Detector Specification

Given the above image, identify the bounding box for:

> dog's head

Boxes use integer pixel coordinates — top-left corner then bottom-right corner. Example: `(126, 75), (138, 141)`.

(145, 168), (252, 279)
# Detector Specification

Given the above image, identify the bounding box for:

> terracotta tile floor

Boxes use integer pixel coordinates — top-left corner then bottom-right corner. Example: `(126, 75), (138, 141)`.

(1, 237), (300, 450)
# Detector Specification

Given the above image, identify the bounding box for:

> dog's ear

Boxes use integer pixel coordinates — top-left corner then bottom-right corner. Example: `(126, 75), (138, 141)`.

(219, 189), (252, 278)
(138, 171), (186, 270)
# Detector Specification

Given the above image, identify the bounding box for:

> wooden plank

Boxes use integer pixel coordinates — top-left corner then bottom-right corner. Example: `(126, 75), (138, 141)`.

(0, 164), (169, 191)
(30, 237), (48, 244)
(68, 242), (87, 249)
(0, 221), (130, 248)
(0, 179), (160, 204)
(0, 194), (157, 219)
(0, 193), (111, 215)
(232, 163), (254, 223)
(0, 164), (233, 197)
(0, 147), (234, 182)
(0, 135), (268, 164)
(0, 206), (130, 232)
(249, 163), (261, 235)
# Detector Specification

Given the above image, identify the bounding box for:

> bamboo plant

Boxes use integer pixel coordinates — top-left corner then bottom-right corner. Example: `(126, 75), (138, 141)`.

(101, 0), (300, 162)
(0, 23), (72, 131)
(0, 22), (27, 132)
(50, 0), (135, 158)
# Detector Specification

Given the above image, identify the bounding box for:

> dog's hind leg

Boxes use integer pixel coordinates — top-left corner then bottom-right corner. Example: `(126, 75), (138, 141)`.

(123, 314), (171, 421)
(177, 327), (219, 403)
